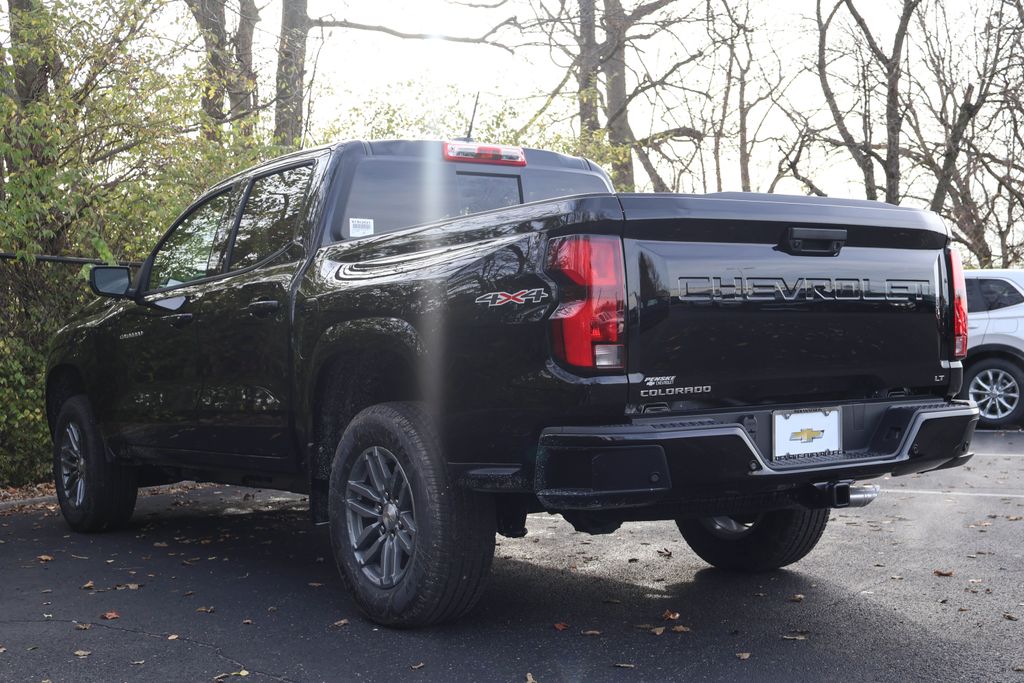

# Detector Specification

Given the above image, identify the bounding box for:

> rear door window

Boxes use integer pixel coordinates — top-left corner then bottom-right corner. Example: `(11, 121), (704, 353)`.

(977, 278), (1024, 311)
(229, 165), (313, 271)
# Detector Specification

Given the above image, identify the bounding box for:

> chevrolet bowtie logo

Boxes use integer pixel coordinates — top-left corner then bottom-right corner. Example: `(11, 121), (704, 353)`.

(791, 428), (825, 443)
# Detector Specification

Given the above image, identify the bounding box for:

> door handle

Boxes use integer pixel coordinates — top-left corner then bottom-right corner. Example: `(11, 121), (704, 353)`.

(165, 313), (194, 327)
(246, 299), (280, 317)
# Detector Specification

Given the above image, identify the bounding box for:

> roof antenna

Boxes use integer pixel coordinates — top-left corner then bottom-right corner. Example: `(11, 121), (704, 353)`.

(459, 92), (480, 142)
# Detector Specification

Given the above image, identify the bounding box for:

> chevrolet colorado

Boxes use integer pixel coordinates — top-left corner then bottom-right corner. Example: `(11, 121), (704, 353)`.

(47, 139), (979, 626)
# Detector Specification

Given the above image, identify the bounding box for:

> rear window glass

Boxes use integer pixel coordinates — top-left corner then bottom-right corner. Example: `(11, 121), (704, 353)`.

(328, 158), (609, 243)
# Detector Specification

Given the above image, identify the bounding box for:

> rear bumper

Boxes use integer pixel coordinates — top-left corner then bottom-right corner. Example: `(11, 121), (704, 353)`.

(532, 399), (978, 510)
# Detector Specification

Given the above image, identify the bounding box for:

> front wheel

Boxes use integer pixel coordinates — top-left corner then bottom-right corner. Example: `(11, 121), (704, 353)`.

(52, 395), (138, 532)
(676, 508), (829, 572)
(328, 402), (495, 627)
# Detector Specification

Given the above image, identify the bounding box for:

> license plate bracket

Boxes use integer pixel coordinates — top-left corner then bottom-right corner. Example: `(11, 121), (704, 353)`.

(772, 408), (842, 463)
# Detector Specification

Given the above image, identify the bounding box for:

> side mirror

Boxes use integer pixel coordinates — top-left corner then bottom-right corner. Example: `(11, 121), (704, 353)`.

(89, 265), (132, 298)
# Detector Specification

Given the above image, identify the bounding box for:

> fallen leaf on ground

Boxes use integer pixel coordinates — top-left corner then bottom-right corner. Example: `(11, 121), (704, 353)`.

(0, 647), (6, 654)
(736, 652), (751, 661)
(167, 634), (179, 640)
(553, 622), (569, 631)
(75, 624), (91, 631)
(788, 594), (805, 602)
(613, 663), (635, 669)
(333, 619), (349, 627)
(783, 634), (807, 641)
(526, 674), (538, 683)
(308, 582), (323, 588)
(671, 625), (691, 633)
(410, 662), (425, 670)
(242, 619), (253, 625)
(131, 661), (144, 665)
(74, 650), (91, 658)
(115, 583), (140, 591)
(1005, 614), (1019, 621)
(196, 606), (215, 613)
(581, 630), (601, 636)
(80, 580), (94, 590)
(153, 542), (168, 548)
(650, 627), (665, 636)
(627, 558), (638, 563)
(662, 609), (680, 621)
(37, 555), (53, 563)
(933, 569), (954, 577)
(657, 548), (672, 558)
(101, 611), (119, 620)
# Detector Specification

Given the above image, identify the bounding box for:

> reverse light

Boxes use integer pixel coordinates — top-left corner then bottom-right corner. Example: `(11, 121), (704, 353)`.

(442, 140), (526, 166)
(949, 248), (968, 359)
(546, 234), (626, 370)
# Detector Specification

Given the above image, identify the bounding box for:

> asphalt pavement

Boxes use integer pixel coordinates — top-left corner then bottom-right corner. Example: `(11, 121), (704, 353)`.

(1, 431), (1022, 682)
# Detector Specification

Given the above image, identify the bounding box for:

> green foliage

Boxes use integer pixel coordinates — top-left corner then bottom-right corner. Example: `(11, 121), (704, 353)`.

(0, 0), (281, 485)
(0, 336), (49, 487)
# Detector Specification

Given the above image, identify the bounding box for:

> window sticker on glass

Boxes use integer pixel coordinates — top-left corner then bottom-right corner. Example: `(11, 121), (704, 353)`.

(349, 218), (374, 238)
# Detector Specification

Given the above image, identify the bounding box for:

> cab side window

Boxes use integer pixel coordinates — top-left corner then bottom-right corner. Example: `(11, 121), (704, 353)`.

(229, 165), (313, 271)
(148, 192), (233, 291)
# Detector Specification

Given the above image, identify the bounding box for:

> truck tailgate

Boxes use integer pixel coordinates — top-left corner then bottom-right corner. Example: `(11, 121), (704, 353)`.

(619, 193), (953, 409)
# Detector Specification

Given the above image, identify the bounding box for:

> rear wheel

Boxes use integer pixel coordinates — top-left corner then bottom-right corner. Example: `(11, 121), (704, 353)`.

(676, 508), (828, 572)
(963, 359), (1024, 428)
(52, 395), (138, 532)
(328, 402), (495, 627)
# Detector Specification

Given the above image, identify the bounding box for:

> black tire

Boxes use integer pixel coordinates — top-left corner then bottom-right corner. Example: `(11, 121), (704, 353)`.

(52, 395), (138, 532)
(961, 358), (1024, 428)
(676, 508), (829, 572)
(328, 402), (496, 627)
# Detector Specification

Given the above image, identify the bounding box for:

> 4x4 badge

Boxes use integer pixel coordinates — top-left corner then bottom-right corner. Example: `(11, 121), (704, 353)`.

(476, 288), (549, 307)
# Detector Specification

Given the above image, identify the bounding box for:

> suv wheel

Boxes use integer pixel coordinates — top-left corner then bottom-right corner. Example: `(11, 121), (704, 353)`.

(52, 395), (138, 532)
(676, 508), (828, 572)
(963, 359), (1024, 428)
(328, 402), (495, 627)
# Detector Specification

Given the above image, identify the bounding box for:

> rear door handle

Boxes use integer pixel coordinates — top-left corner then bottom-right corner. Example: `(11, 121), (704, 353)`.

(165, 313), (193, 327)
(246, 299), (280, 317)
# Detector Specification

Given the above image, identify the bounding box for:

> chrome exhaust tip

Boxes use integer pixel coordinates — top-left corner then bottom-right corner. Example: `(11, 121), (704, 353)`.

(847, 484), (881, 508)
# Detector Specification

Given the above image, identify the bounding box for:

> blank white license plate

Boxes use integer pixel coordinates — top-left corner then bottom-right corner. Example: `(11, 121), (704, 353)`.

(772, 408), (841, 462)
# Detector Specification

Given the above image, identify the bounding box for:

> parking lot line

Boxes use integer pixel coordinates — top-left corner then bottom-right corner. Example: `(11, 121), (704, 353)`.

(881, 487), (1024, 499)
(971, 452), (1024, 458)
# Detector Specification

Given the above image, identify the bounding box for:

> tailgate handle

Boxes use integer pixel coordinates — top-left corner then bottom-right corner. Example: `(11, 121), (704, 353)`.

(782, 227), (847, 256)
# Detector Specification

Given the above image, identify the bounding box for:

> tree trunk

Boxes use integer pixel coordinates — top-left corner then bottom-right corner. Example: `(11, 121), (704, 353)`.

(183, 0), (228, 140)
(227, 0), (259, 135)
(578, 0), (600, 134)
(601, 0), (634, 190)
(274, 0), (310, 146)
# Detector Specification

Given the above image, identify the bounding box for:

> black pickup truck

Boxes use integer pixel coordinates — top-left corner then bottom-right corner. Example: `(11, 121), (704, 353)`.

(47, 139), (979, 626)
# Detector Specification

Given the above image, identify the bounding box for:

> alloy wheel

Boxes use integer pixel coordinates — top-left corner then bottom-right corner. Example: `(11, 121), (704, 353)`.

(59, 421), (87, 508)
(969, 368), (1020, 420)
(344, 446), (417, 588)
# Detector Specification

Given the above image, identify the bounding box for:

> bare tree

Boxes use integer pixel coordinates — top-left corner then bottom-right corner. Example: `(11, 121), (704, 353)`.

(272, 0), (516, 146)
(814, 0), (921, 203)
(183, 0), (261, 138)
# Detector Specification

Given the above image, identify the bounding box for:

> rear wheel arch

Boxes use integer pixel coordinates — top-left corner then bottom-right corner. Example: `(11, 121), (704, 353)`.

(305, 321), (425, 521)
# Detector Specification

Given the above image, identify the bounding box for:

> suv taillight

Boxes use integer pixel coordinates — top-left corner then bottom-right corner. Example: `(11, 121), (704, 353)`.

(949, 248), (968, 359)
(545, 234), (626, 369)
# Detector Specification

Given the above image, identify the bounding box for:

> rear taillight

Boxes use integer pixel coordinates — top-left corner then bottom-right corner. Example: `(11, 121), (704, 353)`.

(949, 248), (968, 359)
(545, 234), (626, 369)
(443, 140), (526, 166)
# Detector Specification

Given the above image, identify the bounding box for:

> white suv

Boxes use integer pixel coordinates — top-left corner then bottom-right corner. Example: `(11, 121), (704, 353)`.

(962, 269), (1024, 427)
